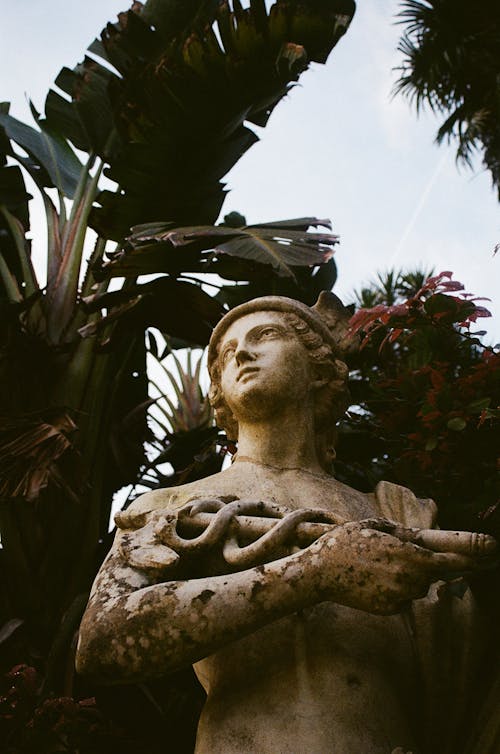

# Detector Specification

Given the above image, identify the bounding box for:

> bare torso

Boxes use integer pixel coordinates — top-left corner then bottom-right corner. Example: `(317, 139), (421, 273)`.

(194, 605), (418, 753)
(154, 461), (422, 753)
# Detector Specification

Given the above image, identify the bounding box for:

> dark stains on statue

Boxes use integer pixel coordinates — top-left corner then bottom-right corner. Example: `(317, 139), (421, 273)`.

(195, 589), (216, 605)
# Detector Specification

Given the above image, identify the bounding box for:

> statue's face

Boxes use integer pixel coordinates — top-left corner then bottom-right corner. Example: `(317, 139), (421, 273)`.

(218, 310), (313, 423)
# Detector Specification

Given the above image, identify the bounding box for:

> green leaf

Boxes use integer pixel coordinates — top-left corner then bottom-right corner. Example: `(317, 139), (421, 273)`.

(93, 238), (206, 282)
(0, 166), (31, 229)
(83, 0), (355, 240)
(249, 217), (332, 230)
(213, 226), (334, 277)
(447, 416), (467, 432)
(213, 257), (337, 308)
(0, 161), (37, 299)
(80, 277), (225, 348)
(47, 59), (117, 158)
(141, 0), (221, 42)
(44, 89), (91, 154)
(0, 618), (24, 646)
(127, 219), (337, 278)
(0, 112), (83, 198)
(466, 397), (491, 414)
(423, 292), (476, 323)
(0, 102), (12, 165)
(97, 218), (337, 282)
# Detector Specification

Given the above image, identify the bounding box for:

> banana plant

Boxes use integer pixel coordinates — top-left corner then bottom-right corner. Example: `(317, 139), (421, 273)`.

(128, 344), (224, 498)
(0, 0), (355, 702)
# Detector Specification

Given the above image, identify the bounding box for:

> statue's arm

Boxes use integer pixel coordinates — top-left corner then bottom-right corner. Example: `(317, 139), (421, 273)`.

(76, 510), (485, 684)
(76, 525), (327, 683)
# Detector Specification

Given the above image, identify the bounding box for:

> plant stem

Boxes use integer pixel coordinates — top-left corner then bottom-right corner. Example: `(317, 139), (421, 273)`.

(0, 248), (23, 303)
(81, 236), (107, 298)
(47, 157), (103, 342)
(0, 206), (39, 298)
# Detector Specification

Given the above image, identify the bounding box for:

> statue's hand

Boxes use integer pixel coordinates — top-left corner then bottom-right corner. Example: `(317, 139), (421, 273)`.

(309, 518), (497, 615)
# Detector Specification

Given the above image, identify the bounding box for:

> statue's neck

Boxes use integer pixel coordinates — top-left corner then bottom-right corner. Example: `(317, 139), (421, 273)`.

(235, 408), (323, 475)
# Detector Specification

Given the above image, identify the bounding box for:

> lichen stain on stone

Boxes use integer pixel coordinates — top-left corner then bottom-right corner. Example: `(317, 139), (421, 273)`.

(124, 590), (148, 616)
(251, 580), (266, 600)
(194, 589), (216, 605)
(110, 638), (126, 663)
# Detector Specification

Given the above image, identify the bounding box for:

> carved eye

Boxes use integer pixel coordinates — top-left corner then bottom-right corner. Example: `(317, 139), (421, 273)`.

(221, 346), (235, 366)
(258, 326), (279, 339)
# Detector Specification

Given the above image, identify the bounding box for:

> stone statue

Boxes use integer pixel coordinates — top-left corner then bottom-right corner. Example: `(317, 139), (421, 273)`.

(76, 294), (497, 754)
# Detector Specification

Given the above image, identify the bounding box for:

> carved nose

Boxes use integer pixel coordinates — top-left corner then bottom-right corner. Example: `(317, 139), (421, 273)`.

(235, 347), (254, 366)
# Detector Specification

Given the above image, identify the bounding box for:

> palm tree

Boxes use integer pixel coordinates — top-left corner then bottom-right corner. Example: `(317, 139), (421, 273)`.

(394, 0), (500, 197)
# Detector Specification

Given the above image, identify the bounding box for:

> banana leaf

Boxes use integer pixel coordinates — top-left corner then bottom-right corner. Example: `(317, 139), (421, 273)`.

(80, 277), (225, 347)
(40, 0), (355, 241)
(216, 257), (338, 307)
(97, 217), (338, 279)
(0, 111), (82, 199)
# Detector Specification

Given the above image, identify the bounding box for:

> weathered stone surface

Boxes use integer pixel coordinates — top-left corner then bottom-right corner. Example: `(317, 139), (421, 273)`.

(77, 294), (496, 753)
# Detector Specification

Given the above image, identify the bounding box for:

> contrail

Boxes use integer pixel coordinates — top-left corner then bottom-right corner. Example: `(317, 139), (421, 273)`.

(388, 150), (449, 267)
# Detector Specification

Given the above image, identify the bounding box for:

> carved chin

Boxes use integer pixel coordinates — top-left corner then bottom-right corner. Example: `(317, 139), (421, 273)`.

(227, 381), (289, 422)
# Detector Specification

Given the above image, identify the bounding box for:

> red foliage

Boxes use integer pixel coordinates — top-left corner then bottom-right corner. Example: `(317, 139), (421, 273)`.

(338, 272), (499, 532)
(349, 271), (491, 349)
(0, 664), (127, 754)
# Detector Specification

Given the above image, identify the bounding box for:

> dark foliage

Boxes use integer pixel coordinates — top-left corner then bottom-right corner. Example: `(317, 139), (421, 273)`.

(395, 0), (500, 197)
(0, 2), (356, 751)
(336, 270), (499, 535)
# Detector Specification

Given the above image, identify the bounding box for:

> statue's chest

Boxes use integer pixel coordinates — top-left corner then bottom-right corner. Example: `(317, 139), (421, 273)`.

(195, 601), (415, 698)
(183, 472), (375, 523)
(171, 476), (375, 578)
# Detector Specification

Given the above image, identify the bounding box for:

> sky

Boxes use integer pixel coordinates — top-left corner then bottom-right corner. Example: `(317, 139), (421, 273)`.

(1, 0), (499, 341)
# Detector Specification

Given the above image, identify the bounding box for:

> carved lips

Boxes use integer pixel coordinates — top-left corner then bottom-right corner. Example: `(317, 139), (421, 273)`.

(236, 366), (260, 382)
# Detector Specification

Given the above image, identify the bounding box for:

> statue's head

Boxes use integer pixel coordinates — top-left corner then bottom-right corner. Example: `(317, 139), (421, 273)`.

(207, 293), (352, 471)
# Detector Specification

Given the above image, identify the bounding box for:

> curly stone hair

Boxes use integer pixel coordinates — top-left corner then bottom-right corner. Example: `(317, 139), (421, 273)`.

(208, 311), (350, 471)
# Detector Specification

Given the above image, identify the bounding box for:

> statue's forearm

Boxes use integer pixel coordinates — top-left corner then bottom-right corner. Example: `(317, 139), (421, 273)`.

(76, 546), (323, 683)
(76, 515), (495, 684)
(117, 500), (497, 581)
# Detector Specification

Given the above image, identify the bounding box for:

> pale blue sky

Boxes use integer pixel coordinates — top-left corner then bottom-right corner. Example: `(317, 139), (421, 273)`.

(2, 0), (499, 340)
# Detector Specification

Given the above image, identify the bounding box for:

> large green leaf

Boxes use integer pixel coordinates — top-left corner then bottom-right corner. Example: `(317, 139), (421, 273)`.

(85, 214), (337, 347)
(0, 166), (33, 301)
(103, 217), (338, 279)
(207, 225), (336, 276)
(80, 277), (225, 347)
(92, 231), (207, 281)
(140, 0), (221, 41)
(0, 166), (31, 229)
(44, 89), (90, 154)
(0, 113), (35, 301)
(40, 1), (355, 241)
(0, 102), (12, 165)
(49, 60), (116, 158)
(0, 111), (83, 199)
(215, 258), (338, 308)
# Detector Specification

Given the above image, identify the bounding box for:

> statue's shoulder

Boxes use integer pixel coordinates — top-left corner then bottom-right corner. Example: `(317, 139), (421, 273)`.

(114, 469), (232, 529)
(329, 477), (437, 528)
(371, 480), (438, 529)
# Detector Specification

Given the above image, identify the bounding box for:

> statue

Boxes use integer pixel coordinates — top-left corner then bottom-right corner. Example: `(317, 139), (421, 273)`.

(76, 294), (497, 754)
